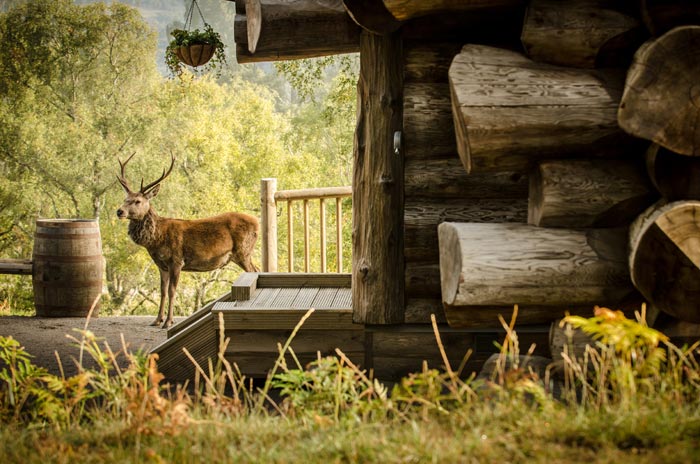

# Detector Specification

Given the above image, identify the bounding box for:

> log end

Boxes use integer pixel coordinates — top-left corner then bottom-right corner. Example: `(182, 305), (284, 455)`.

(438, 222), (462, 306)
(629, 200), (700, 322)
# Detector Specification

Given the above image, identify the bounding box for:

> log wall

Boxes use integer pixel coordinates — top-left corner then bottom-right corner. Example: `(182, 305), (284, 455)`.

(402, 40), (528, 326)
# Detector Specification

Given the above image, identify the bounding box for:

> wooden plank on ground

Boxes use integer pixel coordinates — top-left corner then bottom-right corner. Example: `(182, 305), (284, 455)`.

(290, 287), (320, 308)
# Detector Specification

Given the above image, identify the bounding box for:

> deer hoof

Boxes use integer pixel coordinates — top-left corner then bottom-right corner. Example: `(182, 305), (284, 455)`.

(150, 318), (162, 327)
(162, 320), (173, 329)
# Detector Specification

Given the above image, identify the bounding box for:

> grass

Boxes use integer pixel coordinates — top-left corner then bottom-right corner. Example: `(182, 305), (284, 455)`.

(1, 306), (700, 463)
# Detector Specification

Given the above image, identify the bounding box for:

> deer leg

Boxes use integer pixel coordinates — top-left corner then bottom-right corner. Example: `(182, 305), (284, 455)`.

(162, 265), (182, 329)
(151, 268), (169, 326)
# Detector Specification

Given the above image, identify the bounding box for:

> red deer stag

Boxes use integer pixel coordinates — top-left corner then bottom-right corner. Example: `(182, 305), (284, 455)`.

(116, 153), (259, 328)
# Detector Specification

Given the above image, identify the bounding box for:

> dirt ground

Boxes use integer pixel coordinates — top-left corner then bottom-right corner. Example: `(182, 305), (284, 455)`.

(0, 316), (185, 378)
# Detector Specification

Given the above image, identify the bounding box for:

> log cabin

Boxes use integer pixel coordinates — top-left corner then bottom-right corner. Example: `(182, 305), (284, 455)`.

(152, 0), (700, 382)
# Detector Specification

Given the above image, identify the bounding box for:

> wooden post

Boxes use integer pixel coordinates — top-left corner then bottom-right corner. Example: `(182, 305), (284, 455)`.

(352, 30), (404, 324)
(260, 178), (277, 272)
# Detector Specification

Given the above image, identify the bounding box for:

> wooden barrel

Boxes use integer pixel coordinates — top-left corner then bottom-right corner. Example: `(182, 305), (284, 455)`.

(32, 219), (104, 317)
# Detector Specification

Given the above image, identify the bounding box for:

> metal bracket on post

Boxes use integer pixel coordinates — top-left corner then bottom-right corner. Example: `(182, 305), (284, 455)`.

(393, 130), (402, 156)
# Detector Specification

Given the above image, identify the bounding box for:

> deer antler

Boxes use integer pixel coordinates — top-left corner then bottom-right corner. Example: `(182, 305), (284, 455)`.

(116, 152), (137, 193)
(141, 152), (176, 194)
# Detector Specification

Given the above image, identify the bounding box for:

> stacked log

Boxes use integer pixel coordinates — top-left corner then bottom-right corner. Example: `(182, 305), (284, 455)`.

(402, 41), (528, 324)
(233, 0), (360, 63)
(646, 144), (700, 201)
(521, 0), (644, 68)
(528, 159), (657, 228)
(438, 223), (635, 326)
(629, 201), (700, 323)
(448, 44), (632, 174)
(617, 26), (700, 157)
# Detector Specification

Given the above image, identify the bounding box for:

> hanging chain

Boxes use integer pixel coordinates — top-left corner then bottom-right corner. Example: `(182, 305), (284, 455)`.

(184, 0), (208, 31)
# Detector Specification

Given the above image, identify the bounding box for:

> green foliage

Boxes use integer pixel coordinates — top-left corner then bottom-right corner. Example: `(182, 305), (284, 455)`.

(2, 311), (700, 462)
(0, 0), (355, 317)
(165, 23), (226, 78)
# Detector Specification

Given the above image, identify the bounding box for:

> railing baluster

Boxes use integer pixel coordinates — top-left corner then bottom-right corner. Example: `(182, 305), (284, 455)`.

(264, 180), (351, 274)
(336, 197), (343, 273)
(287, 200), (294, 272)
(320, 198), (326, 273)
(303, 199), (310, 273)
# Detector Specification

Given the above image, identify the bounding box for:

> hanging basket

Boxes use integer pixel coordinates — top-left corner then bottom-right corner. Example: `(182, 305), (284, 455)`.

(175, 43), (216, 67)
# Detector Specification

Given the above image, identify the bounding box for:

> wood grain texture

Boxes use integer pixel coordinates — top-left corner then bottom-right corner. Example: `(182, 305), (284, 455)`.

(234, 0), (360, 63)
(449, 44), (630, 173)
(618, 26), (700, 156)
(404, 298), (447, 324)
(403, 83), (456, 160)
(231, 272), (258, 300)
(439, 222), (634, 307)
(404, 42), (463, 84)
(528, 159), (657, 228)
(382, 0), (523, 21)
(445, 304), (592, 329)
(629, 201), (700, 322)
(404, 198), (527, 262)
(405, 158), (527, 199)
(352, 31), (404, 324)
(521, 0), (644, 68)
(646, 143), (700, 200)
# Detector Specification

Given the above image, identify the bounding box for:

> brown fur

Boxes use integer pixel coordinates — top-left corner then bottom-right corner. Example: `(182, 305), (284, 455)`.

(117, 154), (258, 328)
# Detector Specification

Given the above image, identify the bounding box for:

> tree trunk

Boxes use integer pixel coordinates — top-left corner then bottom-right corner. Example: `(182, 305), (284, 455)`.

(439, 222), (633, 308)
(528, 159), (657, 228)
(234, 0), (360, 63)
(646, 143), (700, 201)
(629, 200), (700, 323)
(449, 44), (631, 173)
(618, 26), (700, 156)
(352, 31), (404, 324)
(521, 0), (644, 68)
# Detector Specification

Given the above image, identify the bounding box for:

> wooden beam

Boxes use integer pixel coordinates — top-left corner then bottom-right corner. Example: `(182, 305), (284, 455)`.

(0, 259), (32, 275)
(618, 26), (700, 156)
(528, 159), (657, 228)
(449, 45), (631, 173)
(341, 0), (401, 35)
(352, 31), (404, 324)
(235, 0), (360, 63)
(521, 0), (645, 68)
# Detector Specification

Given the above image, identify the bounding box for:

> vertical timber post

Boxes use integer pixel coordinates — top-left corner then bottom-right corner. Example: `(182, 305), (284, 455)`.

(352, 30), (404, 324)
(260, 178), (278, 272)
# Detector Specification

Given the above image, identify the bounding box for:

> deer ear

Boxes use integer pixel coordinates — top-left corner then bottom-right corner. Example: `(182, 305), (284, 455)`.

(144, 184), (160, 199)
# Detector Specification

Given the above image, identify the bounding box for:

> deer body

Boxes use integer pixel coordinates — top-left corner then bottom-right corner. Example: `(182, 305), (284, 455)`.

(117, 154), (258, 328)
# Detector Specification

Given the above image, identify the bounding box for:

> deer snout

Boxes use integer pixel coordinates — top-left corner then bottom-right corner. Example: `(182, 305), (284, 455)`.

(116, 208), (127, 219)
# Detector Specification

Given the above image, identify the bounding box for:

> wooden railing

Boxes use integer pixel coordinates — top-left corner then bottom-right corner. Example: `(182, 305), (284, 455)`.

(260, 178), (352, 273)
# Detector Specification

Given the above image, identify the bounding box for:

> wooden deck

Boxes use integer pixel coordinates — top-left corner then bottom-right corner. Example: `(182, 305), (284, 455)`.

(151, 272), (551, 383)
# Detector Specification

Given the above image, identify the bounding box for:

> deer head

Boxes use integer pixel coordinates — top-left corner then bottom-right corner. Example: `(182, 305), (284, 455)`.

(116, 152), (175, 220)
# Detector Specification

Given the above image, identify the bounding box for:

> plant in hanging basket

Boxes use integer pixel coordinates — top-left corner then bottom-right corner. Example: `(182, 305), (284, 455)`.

(165, 24), (226, 78)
